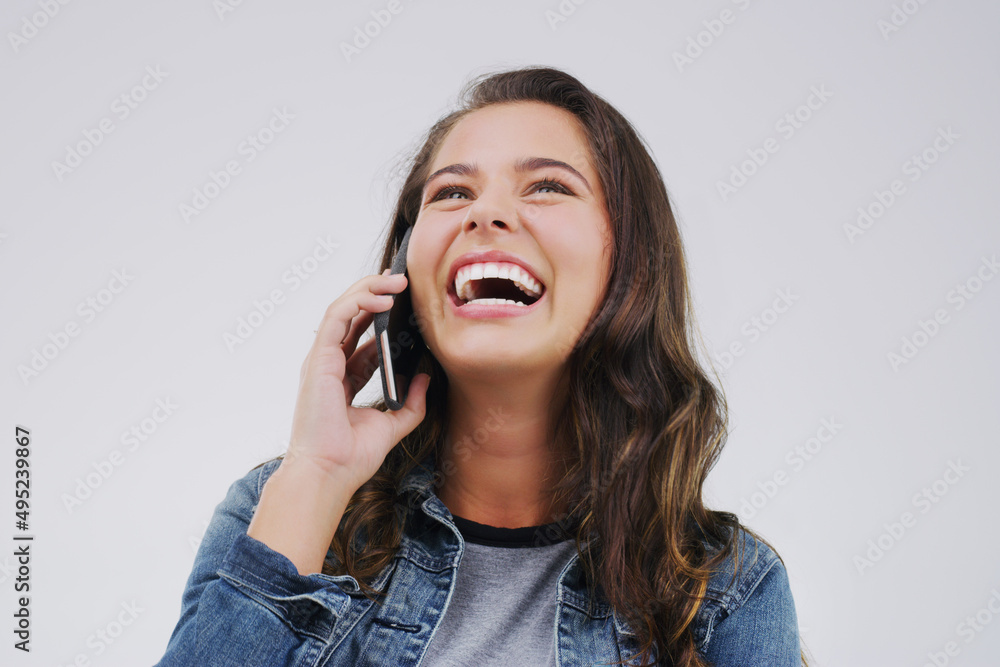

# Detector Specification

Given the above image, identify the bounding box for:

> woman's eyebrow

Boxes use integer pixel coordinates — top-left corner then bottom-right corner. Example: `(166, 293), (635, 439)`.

(516, 157), (593, 193)
(422, 157), (593, 196)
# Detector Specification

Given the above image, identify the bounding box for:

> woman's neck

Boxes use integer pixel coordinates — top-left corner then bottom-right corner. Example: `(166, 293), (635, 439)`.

(435, 369), (571, 528)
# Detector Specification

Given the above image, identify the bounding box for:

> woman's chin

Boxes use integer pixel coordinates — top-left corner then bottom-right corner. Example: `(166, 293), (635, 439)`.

(436, 349), (542, 383)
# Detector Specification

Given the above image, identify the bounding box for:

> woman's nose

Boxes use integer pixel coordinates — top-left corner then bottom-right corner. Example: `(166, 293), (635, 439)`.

(461, 189), (523, 235)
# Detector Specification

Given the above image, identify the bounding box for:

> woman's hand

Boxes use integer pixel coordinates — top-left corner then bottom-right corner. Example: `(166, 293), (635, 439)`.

(247, 269), (430, 575)
(286, 268), (431, 490)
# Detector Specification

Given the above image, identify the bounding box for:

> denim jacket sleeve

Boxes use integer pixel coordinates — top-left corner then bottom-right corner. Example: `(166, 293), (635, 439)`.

(695, 528), (801, 666)
(155, 458), (361, 667)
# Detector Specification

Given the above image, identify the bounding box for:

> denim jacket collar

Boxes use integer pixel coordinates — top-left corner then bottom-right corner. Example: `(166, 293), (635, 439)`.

(395, 455), (640, 642)
(157, 454), (799, 666)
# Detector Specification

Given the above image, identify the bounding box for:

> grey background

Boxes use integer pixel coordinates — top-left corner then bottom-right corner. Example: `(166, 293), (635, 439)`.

(2, 1), (998, 665)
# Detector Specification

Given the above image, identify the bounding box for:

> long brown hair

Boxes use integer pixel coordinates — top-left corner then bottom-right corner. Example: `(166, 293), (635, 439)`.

(269, 66), (805, 666)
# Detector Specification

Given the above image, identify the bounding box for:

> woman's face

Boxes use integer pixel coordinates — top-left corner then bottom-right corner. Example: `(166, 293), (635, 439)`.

(407, 101), (612, 382)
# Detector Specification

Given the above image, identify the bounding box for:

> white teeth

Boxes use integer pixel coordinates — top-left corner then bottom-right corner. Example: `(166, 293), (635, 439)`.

(454, 261), (543, 304)
(465, 298), (527, 306)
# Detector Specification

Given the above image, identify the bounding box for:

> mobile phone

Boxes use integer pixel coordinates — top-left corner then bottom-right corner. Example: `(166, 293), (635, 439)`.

(373, 226), (427, 410)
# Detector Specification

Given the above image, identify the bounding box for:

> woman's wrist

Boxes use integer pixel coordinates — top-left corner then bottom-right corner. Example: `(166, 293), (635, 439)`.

(247, 457), (359, 576)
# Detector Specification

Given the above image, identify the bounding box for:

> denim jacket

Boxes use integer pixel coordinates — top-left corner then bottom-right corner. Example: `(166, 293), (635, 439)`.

(156, 457), (800, 666)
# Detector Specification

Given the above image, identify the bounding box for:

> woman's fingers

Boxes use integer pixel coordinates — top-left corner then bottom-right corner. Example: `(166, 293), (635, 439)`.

(383, 372), (431, 441)
(287, 267), (419, 485)
(340, 308), (374, 360)
(315, 293), (389, 356)
(343, 334), (379, 400)
(314, 272), (404, 353)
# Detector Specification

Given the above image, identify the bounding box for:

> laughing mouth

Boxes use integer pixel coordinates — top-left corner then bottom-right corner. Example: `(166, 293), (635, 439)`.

(450, 261), (545, 307)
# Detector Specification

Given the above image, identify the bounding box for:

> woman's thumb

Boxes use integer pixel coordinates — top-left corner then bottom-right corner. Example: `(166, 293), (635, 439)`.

(391, 373), (430, 434)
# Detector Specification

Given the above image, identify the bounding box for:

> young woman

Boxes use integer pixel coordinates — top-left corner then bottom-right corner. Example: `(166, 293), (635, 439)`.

(157, 66), (805, 666)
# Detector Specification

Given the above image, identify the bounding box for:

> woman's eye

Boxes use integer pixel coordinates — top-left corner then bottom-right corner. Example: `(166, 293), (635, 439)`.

(429, 186), (467, 201)
(534, 179), (570, 194)
(429, 178), (570, 202)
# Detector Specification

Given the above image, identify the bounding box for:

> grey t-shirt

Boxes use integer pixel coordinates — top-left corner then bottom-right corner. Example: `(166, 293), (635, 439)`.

(420, 515), (580, 666)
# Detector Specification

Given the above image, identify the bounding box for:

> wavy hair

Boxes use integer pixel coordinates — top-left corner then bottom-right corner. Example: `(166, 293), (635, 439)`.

(264, 66), (805, 666)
